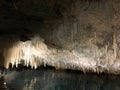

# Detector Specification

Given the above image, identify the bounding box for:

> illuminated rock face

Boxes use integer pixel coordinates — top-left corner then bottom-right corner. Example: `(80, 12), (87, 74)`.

(0, 0), (120, 74)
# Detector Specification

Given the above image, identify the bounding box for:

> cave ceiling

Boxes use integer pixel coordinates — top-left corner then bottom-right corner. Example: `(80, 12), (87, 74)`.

(0, 0), (74, 35)
(0, 0), (112, 35)
(0, 0), (120, 44)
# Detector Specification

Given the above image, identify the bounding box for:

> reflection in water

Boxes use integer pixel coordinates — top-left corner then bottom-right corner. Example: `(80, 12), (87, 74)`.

(23, 77), (37, 90)
(5, 70), (120, 90)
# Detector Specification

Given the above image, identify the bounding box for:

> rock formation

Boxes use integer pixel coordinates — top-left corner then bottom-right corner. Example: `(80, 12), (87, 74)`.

(0, 0), (120, 74)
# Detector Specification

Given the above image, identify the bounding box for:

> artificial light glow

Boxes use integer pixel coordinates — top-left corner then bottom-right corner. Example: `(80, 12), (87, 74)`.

(4, 36), (49, 68)
(4, 82), (6, 85)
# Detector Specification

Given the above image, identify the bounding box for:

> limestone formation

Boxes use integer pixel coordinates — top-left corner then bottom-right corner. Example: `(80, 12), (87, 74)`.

(0, 0), (120, 74)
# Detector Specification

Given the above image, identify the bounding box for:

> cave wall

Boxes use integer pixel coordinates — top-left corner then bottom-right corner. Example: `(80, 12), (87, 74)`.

(1, 0), (120, 74)
(41, 0), (120, 67)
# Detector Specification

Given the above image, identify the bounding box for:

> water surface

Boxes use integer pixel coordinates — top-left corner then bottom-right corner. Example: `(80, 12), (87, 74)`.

(5, 69), (120, 90)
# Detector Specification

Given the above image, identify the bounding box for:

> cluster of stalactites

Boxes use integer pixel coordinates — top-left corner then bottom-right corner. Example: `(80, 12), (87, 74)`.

(4, 36), (49, 69)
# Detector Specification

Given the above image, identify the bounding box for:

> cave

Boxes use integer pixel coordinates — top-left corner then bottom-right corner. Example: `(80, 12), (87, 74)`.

(0, 0), (120, 90)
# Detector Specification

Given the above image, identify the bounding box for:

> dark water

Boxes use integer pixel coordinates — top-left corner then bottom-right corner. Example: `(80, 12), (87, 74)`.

(4, 69), (120, 90)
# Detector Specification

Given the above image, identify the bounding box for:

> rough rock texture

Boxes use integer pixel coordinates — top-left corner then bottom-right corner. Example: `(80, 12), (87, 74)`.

(0, 0), (120, 74)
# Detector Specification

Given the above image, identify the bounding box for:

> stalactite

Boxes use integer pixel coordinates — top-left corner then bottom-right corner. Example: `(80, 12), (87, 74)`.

(94, 32), (97, 60)
(105, 44), (108, 64)
(113, 32), (117, 62)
